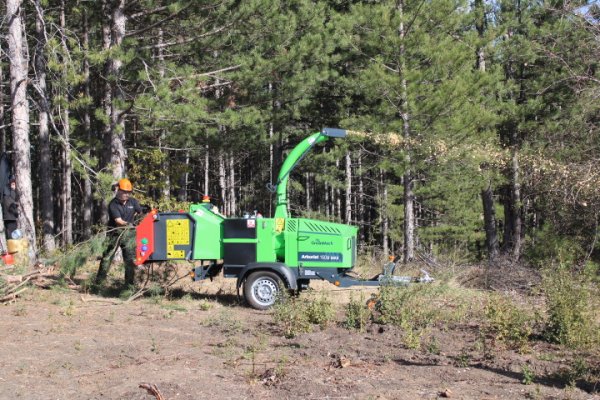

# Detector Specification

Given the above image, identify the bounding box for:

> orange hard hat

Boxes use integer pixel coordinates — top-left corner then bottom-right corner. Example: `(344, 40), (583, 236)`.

(118, 178), (133, 191)
(202, 195), (211, 202)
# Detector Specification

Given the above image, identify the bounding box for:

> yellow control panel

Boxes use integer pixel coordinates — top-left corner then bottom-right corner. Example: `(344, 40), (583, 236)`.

(166, 219), (190, 258)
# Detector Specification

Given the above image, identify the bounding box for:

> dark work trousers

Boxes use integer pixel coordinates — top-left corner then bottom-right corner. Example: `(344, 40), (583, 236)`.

(96, 228), (137, 285)
(4, 220), (17, 240)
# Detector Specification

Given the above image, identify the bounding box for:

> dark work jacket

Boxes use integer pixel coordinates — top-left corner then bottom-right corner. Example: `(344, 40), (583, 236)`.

(107, 197), (142, 227)
(2, 187), (19, 221)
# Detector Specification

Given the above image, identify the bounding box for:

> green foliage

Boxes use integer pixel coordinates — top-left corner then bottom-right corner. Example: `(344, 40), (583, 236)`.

(272, 294), (312, 339)
(343, 293), (371, 332)
(56, 235), (105, 278)
(521, 364), (535, 385)
(305, 294), (335, 328)
(553, 357), (594, 388)
(484, 295), (533, 352)
(525, 225), (587, 268)
(542, 267), (600, 349)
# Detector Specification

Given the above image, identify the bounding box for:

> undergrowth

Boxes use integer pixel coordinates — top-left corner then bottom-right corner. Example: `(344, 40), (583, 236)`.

(542, 266), (600, 350)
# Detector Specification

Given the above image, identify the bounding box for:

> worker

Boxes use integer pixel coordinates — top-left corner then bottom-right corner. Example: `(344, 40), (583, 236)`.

(2, 177), (19, 240)
(95, 178), (142, 287)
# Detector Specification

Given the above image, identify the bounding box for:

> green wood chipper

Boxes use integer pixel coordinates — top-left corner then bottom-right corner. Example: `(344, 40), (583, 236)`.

(134, 128), (431, 309)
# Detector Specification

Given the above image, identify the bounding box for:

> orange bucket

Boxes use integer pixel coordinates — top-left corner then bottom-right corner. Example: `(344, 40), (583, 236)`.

(2, 253), (14, 265)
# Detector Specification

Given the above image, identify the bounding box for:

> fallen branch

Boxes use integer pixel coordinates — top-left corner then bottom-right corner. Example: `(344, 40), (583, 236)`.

(0, 287), (28, 302)
(138, 383), (165, 400)
(80, 295), (123, 305)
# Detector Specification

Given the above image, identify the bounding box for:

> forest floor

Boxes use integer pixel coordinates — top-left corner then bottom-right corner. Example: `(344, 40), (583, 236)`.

(0, 261), (598, 400)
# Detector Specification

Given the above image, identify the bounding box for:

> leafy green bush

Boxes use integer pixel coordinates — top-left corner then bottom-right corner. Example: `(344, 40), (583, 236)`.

(343, 293), (371, 332)
(305, 294), (335, 328)
(272, 295), (311, 338)
(542, 267), (599, 349)
(484, 295), (533, 352)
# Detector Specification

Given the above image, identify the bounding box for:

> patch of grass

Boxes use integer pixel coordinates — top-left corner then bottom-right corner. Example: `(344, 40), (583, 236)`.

(203, 310), (244, 336)
(372, 281), (482, 349)
(455, 347), (471, 368)
(198, 299), (213, 311)
(12, 304), (27, 317)
(161, 302), (187, 313)
(61, 300), (76, 317)
(425, 336), (441, 355)
(522, 364), (535, 385)
(553, 357), (592, 388)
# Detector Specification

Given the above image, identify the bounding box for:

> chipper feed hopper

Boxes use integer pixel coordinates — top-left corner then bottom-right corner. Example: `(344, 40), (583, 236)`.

(135, 128), (428, 309)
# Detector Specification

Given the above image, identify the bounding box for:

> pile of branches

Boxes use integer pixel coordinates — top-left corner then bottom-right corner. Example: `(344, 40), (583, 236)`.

(0, 263), (65, 303)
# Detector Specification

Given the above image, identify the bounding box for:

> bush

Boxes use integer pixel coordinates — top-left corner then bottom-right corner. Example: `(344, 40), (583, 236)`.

(484, 295), (533, 352)
(305, 294), (335, 328)
(344, 293), (371, 332)
(272, 295), (311, 338)
(542, 267), (599, 349)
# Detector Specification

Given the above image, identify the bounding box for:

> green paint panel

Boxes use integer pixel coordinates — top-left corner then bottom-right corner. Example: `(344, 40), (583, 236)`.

(284, 218), (357, 269)
(256, 219), (277, 262)
(189, 203), (225, 260)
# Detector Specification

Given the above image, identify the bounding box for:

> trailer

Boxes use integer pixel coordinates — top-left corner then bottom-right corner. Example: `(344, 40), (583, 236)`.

(135, 128), (431, 309)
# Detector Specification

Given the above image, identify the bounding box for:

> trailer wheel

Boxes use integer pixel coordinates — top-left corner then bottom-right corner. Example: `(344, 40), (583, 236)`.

(244, 271), (283, 310)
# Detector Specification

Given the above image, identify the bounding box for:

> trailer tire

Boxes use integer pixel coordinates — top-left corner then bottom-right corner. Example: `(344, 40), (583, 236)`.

(244, 271), (283, 310)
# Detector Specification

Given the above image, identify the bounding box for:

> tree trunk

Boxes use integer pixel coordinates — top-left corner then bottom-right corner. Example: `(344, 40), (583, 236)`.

(0, 54), (5, 153)
(99, 0), (113, 225)
(60, 0), (72, 247)
(157, 28), (170, 201)
(305, 173), (310, 211)
(398, 0), (414, 263)
(481, 182), (499, 261)
(34, 0), (56, 252)
(110, 0), (127, 179)
(345, 151), (352, 224)
(204, 144), (209, 196)
(178, 151), (189, 201)
(474, 0), (486, 72)
(509, 147), (522, 259)
(357, 149), (365, 247)
(218, 152), (227, 216)
(229, 154), (236, 216)
(381, 170), (389, 257)
(7, 0), (37, 259)
(335, 159), (341, 219)
(82, 8), (93, 240)
(324, 181), (329, 218)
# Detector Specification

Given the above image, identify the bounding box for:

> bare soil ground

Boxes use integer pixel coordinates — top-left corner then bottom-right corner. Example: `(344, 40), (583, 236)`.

(0, 266), (598, 400)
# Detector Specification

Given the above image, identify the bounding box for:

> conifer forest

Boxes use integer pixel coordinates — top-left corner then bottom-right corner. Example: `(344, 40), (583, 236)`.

(0, 0), (597, 265)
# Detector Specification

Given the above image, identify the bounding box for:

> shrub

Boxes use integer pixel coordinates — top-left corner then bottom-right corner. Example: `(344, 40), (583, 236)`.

(344, 293), (371, 332)
(542, 267), (599, 349)
(272, 295), (311, 338)
(484, 295), (533, 352)
(305, 294), (335, 328)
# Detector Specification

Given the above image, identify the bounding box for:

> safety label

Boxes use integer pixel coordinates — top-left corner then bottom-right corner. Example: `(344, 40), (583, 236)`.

(166, 219), (189, 258)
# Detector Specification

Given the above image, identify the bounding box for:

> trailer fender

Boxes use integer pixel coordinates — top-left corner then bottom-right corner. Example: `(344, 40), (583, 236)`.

(236, 263), (298, 291)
